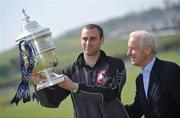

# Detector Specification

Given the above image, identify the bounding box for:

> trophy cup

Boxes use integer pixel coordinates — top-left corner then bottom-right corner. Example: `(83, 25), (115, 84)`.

(16, 9), (64, 91)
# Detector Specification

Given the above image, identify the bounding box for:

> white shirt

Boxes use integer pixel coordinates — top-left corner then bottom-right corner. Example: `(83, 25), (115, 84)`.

(141, 57), (156, 98)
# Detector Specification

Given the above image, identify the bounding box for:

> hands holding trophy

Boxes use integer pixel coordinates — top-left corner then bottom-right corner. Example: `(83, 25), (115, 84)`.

(11, 9), (64, 105)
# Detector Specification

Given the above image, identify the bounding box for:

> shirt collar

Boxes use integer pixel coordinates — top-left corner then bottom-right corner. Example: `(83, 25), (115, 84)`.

(76, 50), (107, 67)
(142, 57), (156, 73)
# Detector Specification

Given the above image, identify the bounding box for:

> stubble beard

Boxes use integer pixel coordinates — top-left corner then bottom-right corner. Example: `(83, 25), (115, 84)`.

(84, 48), (99, 57)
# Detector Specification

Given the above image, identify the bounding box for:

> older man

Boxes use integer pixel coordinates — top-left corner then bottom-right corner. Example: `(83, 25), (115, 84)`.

(125, 30), (180, 118)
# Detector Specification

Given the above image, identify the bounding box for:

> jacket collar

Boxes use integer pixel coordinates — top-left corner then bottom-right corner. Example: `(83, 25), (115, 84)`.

(137, 57), (162, 108)
(75, 50), (107, 67)
(147, 57), (161, 101)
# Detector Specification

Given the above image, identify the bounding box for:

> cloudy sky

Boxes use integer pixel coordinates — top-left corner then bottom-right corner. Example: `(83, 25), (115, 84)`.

(0, 0), (165, 53)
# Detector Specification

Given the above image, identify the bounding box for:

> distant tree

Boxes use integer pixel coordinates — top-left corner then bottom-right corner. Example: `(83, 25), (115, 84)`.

(0, 65), (9, 77)
(164, 0), (180, 9)
(10, 58), (20, 72)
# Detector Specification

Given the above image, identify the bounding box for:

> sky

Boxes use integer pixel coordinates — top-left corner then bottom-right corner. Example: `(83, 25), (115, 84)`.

(0, 0), (165, 53)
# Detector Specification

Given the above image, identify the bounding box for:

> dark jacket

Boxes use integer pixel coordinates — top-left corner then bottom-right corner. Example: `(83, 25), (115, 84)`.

(125, 58), (180, 118)
(37, 51), (129, 118)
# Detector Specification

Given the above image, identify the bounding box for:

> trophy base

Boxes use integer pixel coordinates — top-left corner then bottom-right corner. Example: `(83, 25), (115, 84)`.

(36, 73), (65, 91)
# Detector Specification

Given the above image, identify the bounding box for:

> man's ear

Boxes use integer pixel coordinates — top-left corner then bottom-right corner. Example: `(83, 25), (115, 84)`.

(145, 47), (152, 55)
(100, 37), (104, 45)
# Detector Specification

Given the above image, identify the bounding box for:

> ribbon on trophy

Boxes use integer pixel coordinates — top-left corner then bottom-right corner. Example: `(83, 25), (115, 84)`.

(11, 40), (37, 105)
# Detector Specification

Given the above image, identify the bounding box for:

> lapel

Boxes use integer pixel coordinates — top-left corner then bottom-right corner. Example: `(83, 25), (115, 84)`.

(138, 74), (149, 105)
(147, 58), (161, 103)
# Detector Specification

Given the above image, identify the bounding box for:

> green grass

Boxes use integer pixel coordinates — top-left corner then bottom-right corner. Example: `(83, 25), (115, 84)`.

(156, 33), (180, 49)
(1, 50), (179, 118)
(102, 39), (128, 56)
(0, 33), (180, 118)
(0, 97), (73, 118)
(122, 63), (139, 103)
(0, 48), (18, 66)
(157, 50), (180, 65)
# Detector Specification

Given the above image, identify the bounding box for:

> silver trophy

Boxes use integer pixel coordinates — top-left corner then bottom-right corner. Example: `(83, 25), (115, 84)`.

(16, 9), (64, 91)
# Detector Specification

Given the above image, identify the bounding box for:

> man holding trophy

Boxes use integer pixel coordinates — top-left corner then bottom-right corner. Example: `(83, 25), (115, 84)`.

(11, 10), (129, 118)
(32, 24), (129, 118)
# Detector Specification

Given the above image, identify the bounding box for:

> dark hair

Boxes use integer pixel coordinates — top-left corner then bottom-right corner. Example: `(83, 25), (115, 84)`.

(84, 24), (104, 39)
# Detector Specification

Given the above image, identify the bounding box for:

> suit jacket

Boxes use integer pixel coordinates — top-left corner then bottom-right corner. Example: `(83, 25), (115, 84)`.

(125, 57), (180, 118)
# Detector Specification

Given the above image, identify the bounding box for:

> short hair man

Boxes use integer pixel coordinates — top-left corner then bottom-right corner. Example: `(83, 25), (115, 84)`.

(32, 24), (129, 118)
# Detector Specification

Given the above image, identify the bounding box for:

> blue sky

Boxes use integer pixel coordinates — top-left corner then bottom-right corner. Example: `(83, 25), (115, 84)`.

(0, 0), (165, 53)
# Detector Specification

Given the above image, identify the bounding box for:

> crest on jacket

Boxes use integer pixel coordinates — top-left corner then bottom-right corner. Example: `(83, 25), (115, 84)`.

(96, 70), (107, 84)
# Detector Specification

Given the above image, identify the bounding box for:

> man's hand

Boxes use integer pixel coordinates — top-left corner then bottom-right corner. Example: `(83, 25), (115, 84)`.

(31, 70), (78, 92)
(31, 69), (46, 85)
(58, 75), (79, 92)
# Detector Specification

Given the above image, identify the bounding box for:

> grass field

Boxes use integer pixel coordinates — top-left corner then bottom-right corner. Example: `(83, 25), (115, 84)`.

(1, 51), (180, 118)
(0, 33), (180, 118)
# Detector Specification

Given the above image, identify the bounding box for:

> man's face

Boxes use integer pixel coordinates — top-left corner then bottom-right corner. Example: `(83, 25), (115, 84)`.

(81, 28), (104, 56)
(127, 37), (149, 68)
